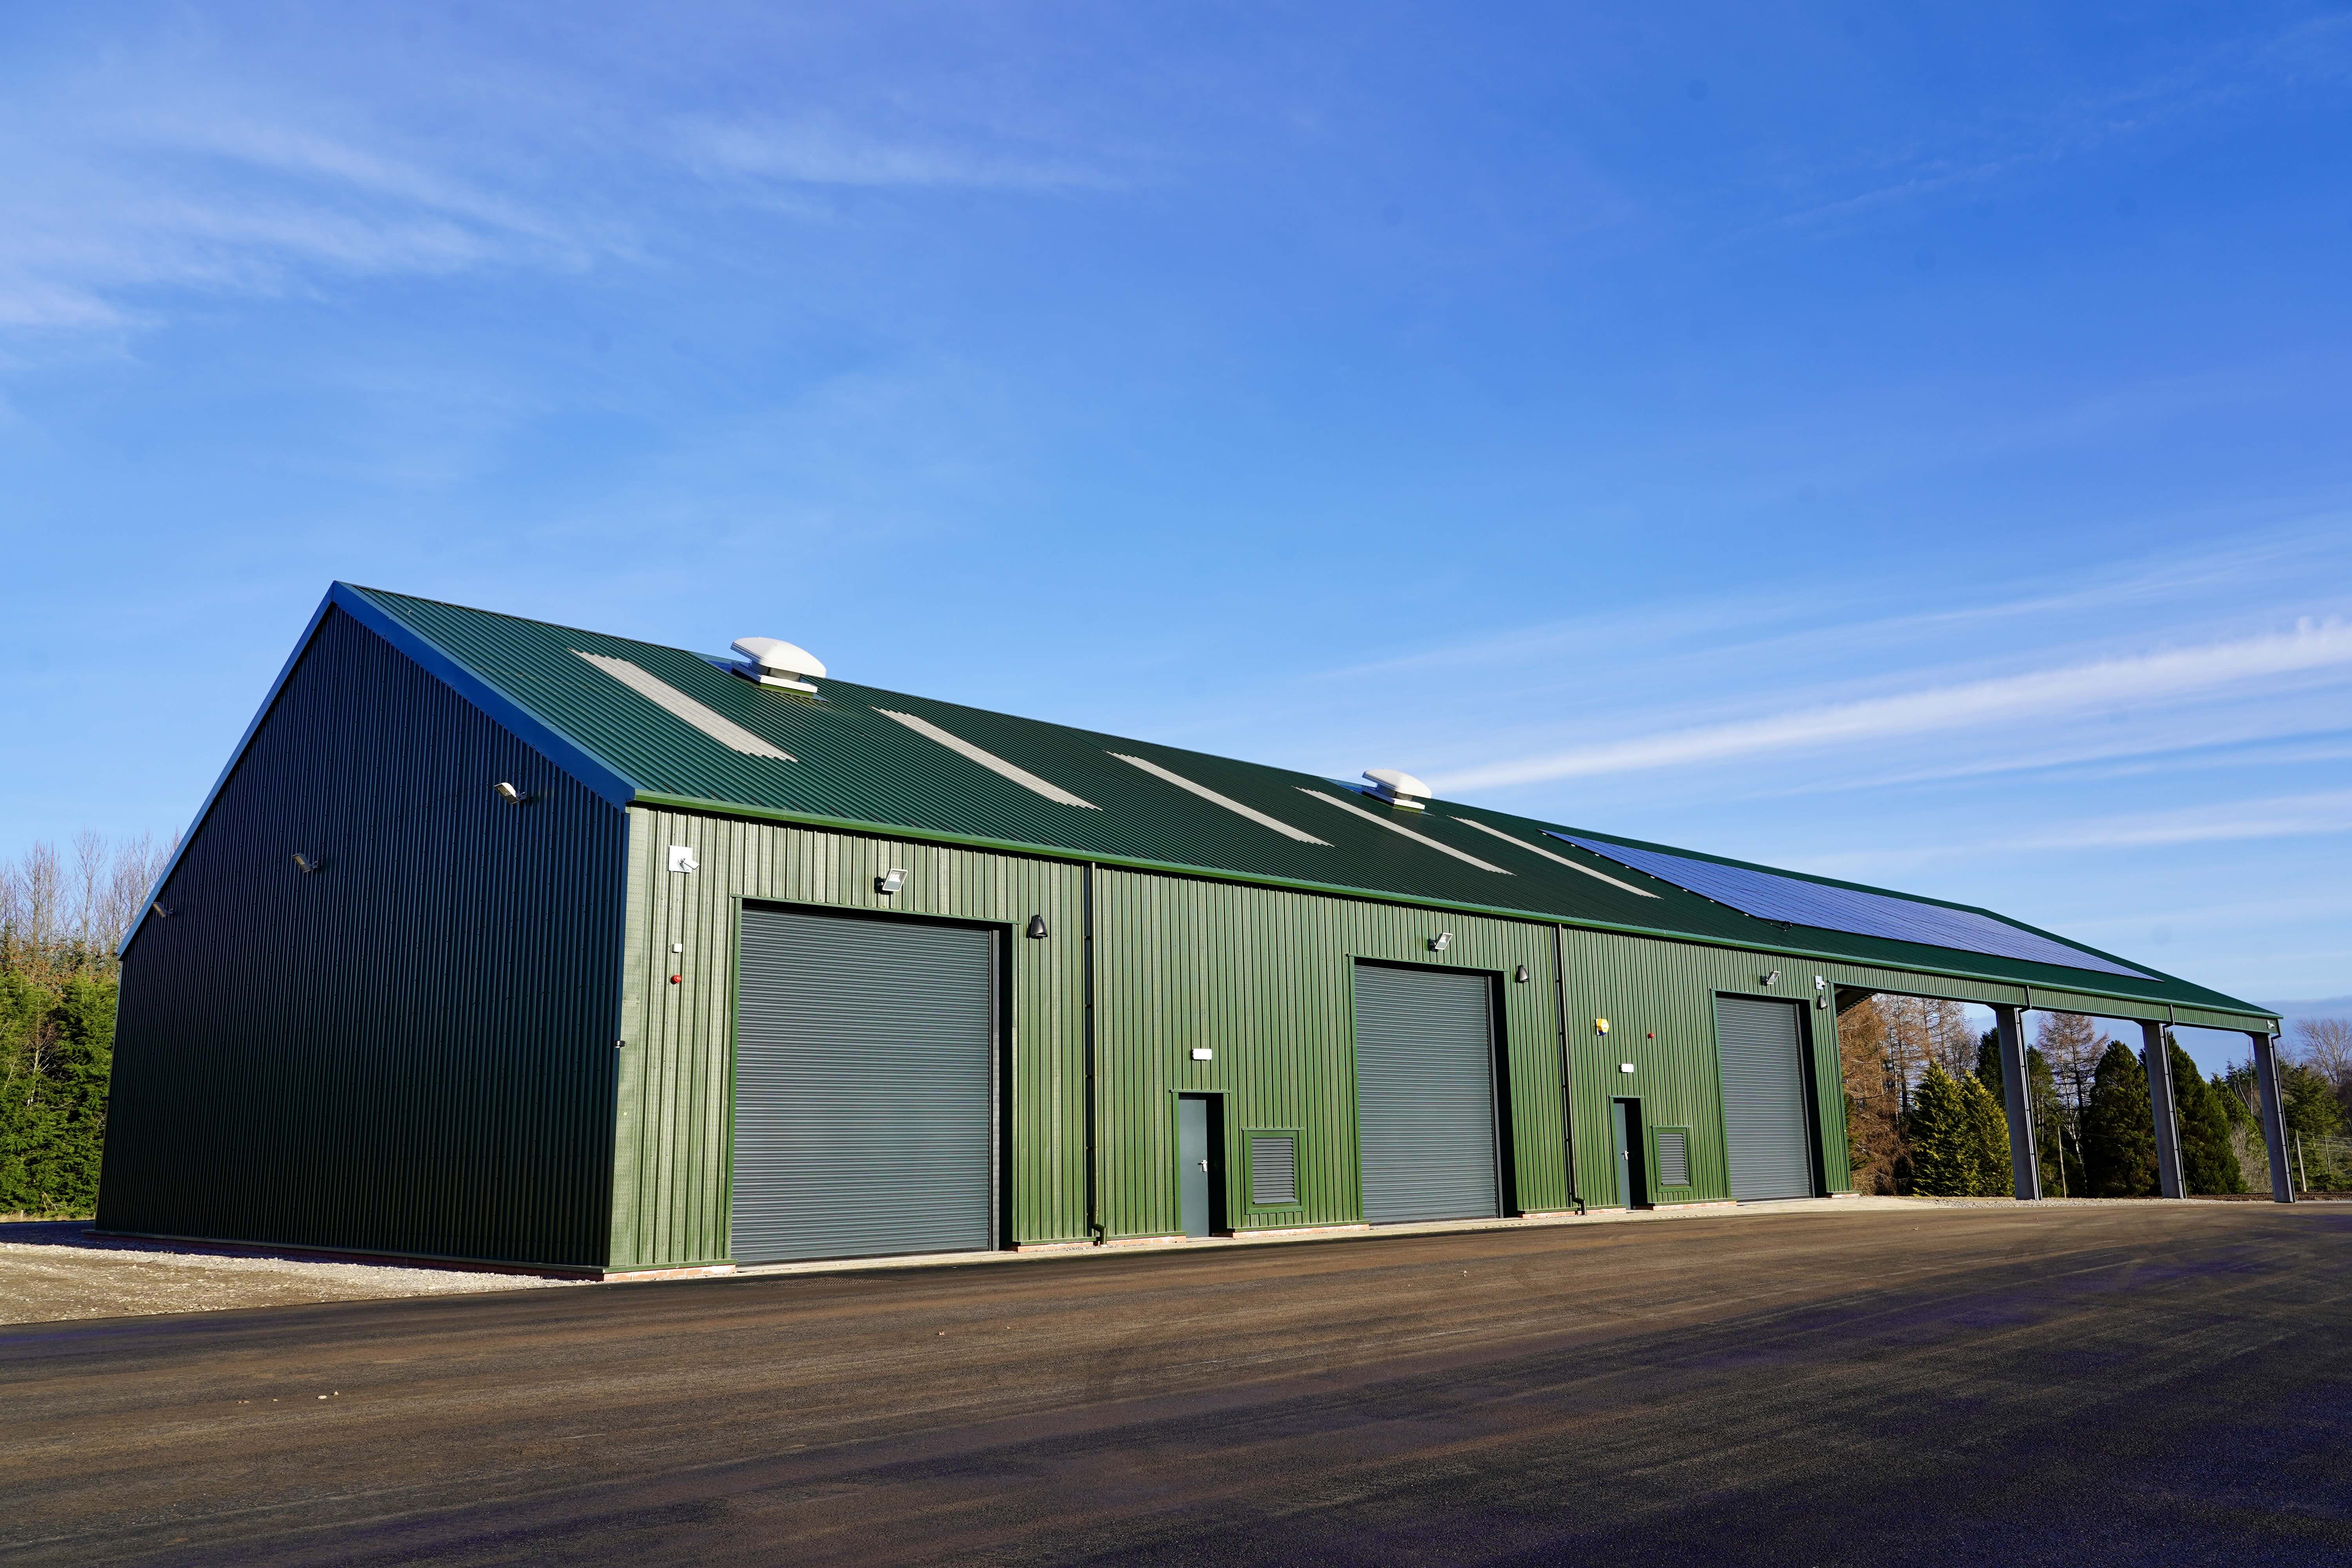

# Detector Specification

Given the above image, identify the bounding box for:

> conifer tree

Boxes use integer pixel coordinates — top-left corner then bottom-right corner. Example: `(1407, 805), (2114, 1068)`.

(1904, 1062), (1974, 1196)
(1976, 1030), (2071, 1193)
(2082, 1040), (2157, 1196)
(2167, 1038), (2240, 1195)
(1958, 1071), (2014, 1195)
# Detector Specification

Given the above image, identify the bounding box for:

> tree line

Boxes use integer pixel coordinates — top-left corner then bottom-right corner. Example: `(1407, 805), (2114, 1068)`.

(1840, 994), (2352, 1198)
(1, 833), (170, 1217)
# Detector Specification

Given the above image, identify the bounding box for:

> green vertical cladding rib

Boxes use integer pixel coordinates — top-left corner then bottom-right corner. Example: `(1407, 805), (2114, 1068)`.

(344, 584), (2266, 1025)
(612, 807), (1087, 1269)
(1091, 869), (1572, 1238)
(1557, 929), (1853, 1206)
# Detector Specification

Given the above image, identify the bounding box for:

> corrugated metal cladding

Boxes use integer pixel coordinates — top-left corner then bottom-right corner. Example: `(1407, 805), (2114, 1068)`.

(612, 806), (1086, 1270)
(1713, 998), (1817, 1201)
(732, 908), (996, 1263)
(99, 608), (624, 1269)
(1087, 867), (1570, 1241)
(1353, 964), (1503, 1224)
(1557, 928), (1851, 1210)
(617, 822), (1573, 1267)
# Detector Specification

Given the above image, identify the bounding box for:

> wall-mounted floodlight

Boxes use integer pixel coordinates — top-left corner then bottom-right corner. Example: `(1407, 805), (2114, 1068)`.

(1762, 969), (1781, 986)
(1027, 914), (1049, 939)
(876, 868), (909, 895)
(667, 846), (699, 874)
(292, 853), (320, 874)
(1429, 931), (1453, 953)
(1595, 1017), (1611, 1035)
(1514, 964), (1531, 984)
(493, 781), (530, 805)
(1814, 975), (1827, 991)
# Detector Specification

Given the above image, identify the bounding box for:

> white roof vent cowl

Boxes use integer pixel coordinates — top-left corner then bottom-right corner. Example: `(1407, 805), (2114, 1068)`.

(731, 637), (826, 695)
(1363, 769), (1432, 811)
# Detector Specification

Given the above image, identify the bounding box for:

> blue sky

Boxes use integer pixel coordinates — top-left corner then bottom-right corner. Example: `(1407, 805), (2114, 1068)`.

(5, 4), (2348, 1067)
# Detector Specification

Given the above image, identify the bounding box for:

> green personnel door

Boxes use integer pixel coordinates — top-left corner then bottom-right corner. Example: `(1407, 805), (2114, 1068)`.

(1714, 995), (1816, 1201)
(1352, 962), (1503, 1224)
(731, 906), (996, 1263)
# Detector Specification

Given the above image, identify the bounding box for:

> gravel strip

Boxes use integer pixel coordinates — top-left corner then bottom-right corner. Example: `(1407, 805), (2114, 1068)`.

(0, 1222), (581, 1324)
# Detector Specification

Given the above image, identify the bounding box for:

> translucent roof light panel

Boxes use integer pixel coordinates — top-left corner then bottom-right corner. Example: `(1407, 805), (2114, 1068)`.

(1548, 835), (2152, 979)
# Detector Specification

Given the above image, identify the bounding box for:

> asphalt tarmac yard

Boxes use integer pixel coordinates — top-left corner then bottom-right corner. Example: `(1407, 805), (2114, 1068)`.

(4, 1204), (2348, 1566)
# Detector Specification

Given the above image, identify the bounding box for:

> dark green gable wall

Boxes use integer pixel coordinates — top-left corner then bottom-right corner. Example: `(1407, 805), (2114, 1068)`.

(100, 608), (627, 1269)
(614, 805), (1872, 1270)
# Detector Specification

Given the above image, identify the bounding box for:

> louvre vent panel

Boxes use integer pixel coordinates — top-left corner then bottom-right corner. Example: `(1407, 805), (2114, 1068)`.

(1250, 1134), (1299, 1207)
(1655, 1128), (1691, 1189)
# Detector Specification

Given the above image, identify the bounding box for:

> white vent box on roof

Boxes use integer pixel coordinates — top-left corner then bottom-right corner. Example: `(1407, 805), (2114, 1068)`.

(731, 637), (826, 695)
(1362, 769), (1431, 810)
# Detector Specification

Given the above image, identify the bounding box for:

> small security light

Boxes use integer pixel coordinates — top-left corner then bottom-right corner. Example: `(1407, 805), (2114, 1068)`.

(154, 902), (175, 918)
(292, 853), (319, 874)
(1762, 969), (1781, 986)
(1595, 1018), (1611, 1035)
(666, 846), (699, 874)
(1813, 975), (1827, 991)
(493, 781), (529, 805)
(1429, 931), (1453, 953)
(876, 868), (909, 895)
(1027, 914), (1049, 939)
(1514, 964), (1531, 984)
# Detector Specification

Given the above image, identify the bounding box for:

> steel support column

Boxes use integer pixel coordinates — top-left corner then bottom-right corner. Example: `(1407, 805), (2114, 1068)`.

(2140, 1020), (2186, 1200)
(1990, 1003), (2040, 1201)
(2249, 1029), (2295, 1203)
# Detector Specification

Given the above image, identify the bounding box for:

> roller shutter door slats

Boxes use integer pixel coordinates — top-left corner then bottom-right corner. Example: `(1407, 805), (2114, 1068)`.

(733, 908), (993, 1263)
(1715, 996), (1815, 1202)
(1354, 964), (1501, 1224)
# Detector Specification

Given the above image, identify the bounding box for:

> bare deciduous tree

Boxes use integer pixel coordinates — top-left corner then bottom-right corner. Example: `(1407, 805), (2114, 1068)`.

(1, 832), (175, 974)
(2034, 1013), (2103, 1115)
(2291, 1017), (2352, 1085)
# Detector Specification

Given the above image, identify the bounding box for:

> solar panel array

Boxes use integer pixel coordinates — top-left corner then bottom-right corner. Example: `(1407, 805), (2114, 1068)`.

(1548, 835), (2152, 979)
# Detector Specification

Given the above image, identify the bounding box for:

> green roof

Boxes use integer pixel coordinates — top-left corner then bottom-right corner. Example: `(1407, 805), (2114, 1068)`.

(217, 583), (2276, 1026)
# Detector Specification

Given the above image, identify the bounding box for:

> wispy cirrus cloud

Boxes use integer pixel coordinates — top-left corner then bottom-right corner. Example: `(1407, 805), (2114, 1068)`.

(0, 106), (596, 330)
(1800, 790), (2352, 880)
(1430, 619), (2352, 792)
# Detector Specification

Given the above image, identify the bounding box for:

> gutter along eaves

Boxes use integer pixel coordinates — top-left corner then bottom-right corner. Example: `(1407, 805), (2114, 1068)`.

(625, 790), (2277, 1029)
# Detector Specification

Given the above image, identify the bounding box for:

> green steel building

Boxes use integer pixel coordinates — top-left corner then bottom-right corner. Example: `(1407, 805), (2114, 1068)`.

(98, 584), (2296, 1276)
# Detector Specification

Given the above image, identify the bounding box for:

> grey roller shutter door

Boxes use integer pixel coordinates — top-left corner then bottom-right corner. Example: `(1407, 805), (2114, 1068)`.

(1715, 996), (1815, 1201)
(733, 907), (994, 1263)
(1354, 964), (1501, 1224)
